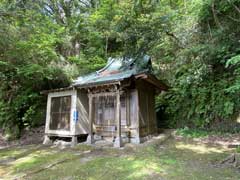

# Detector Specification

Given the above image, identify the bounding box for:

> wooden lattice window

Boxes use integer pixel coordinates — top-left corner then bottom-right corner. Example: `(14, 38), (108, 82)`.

(50, 96), (71, 131)
(95, 96), (116, 125)
(94, 95), (128, 126)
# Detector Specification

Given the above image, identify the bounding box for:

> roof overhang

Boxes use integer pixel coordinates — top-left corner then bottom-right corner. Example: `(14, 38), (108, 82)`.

(73, 77), (132, 90)
(74, 72), (169, 91)
(74, 80), (121, 89)
(134, 73), (169, 91)
(41, 73), (168, 95)
(40, 86), (75, 95)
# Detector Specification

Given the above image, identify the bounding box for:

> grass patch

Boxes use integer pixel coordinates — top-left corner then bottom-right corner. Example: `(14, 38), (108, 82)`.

(176, 127), (210, 138)
(236, 146), (240, 153)
(28, 153), (165, 180)
(0, 146), (88, 179)
(12, 149), (75, 173)
(71, 144), (93, 151)
(1, 138), (240, 180)
(27, 139), (239, 180)
(0, 148), (26, 159)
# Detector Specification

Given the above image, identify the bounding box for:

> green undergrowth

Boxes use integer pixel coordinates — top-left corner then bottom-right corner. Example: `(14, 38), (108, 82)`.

(0, 138), (239, 180)
(176, 127), (210, 138)
(175, 127), (234, 138)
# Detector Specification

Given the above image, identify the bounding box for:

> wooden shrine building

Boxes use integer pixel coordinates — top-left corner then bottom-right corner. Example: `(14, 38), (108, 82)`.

(43, 55), (168, 147)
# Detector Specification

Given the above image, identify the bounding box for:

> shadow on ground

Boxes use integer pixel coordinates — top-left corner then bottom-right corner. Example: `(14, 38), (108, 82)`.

(0, 135), (239, 180)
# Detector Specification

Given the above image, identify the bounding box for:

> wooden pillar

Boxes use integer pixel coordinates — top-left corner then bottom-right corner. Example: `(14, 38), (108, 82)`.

(134, 89), (141, 144)
(125, 91), (130, 143)
(71, 90), (77, 138)
(71, 136), (78, 147)
(87, 93), (94, 144)
(43, 135), (52, 145)
(114, 89), (123, 147)
(126, 92), (130, 126)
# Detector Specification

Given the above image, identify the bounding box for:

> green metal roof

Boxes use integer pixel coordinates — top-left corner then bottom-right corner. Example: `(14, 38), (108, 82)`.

(73, 55), (153, 87)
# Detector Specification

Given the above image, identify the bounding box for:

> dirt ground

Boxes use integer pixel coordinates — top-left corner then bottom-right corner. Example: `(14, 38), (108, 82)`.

(188, 134), (240, 148)
(0, 126), (44, 149)
(0, 130), (240, 180)
(1, 127), (240, 149)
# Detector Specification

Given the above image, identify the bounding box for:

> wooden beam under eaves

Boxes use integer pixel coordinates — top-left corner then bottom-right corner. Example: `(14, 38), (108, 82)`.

(134, 73), (169, 91)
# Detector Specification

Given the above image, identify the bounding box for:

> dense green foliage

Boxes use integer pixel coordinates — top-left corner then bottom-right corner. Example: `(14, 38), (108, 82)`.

(1, 0), (240, 137)
(158, 0), (240, 132)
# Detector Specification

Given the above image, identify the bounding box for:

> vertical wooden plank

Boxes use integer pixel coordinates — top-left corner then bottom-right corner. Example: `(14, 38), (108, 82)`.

(71, 90), (77, 136)
(87, 93), (94, 144)
(153, 89), (157, 133)
(135, 88), (141, 143)
(126, 91), (130, 126)
(76, 90), (89, 135)
(147, 92), (150, 135)
(43, 93), (51, 145)
(114, 90), (122, 147)
(130, 90), (138, 128)
(45, 94), (51, 134)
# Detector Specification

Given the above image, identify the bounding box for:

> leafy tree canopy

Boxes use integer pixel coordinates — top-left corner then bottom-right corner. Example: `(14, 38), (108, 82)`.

(1, 0), (240, 137)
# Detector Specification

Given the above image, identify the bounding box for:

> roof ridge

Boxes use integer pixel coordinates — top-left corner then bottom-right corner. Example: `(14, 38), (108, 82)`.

(96, 58), (116, 74)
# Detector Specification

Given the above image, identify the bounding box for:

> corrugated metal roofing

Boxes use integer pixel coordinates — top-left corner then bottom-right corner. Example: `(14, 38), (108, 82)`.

(73, 55), (152, 87)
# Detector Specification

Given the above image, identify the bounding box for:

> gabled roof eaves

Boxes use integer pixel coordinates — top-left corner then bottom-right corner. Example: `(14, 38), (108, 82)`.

(72, 55), (151, 87)
(73, 70), (134, 88)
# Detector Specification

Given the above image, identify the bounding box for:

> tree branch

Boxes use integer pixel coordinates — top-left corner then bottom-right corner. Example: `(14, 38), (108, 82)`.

(226, 15), (240, 22)
(227, 0), (240, 14)
(211, 1), (223, 29)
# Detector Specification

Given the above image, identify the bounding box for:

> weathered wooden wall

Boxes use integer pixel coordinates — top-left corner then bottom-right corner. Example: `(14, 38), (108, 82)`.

(76, 89), (89, 134)
(137, 80), (157, 138)
(93, 93), (128, 138)
(90, 89), (139, 140)
(89, 82), (157, 141)
(128, 89), (139, 139)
